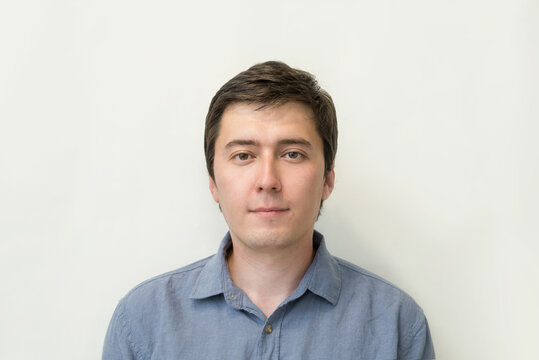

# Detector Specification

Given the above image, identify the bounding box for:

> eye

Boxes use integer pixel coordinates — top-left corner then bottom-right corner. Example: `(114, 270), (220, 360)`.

(284, 151), (302, 160)
(234, 153), (251, 161)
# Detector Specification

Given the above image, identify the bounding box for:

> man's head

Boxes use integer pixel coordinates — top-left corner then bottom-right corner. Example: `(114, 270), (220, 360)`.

(204, 61), (338, 250)
(204, 61), (338, 181)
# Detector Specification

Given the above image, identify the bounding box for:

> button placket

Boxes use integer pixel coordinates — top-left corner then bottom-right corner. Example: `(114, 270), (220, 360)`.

(256, 308), (286, 359)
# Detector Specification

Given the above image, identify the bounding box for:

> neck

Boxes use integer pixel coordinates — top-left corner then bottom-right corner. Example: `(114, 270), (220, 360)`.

(227, 234), (315, 318)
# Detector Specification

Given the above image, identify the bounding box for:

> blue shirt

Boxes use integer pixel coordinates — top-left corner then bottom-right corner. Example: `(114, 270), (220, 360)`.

(103, 231), (435, 359)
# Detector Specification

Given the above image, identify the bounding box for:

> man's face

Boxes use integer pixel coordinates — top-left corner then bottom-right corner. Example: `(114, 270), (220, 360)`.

(209, 101), (334, 252)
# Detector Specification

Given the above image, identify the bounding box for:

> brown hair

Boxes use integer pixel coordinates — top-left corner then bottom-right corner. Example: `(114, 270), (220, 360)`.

(204, 61), (338, 180)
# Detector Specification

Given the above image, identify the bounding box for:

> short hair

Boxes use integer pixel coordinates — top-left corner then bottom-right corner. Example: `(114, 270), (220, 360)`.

(204, 61), (338, 180)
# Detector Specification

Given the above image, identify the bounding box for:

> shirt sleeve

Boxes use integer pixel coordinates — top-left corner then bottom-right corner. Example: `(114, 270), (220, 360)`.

(400, 311), (436, 360)
(102, 301), (142, 360)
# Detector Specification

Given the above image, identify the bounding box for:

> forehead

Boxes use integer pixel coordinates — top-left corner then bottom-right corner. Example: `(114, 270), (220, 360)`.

(217, 102), (321, 145)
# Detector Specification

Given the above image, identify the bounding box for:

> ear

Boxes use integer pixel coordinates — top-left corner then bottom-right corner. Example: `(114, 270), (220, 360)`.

(321, 168), (335, 201)
(208, 175), (219, 203)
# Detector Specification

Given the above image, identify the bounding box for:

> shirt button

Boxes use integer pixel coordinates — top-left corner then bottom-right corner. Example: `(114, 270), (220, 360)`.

(264, 324), (273, 334)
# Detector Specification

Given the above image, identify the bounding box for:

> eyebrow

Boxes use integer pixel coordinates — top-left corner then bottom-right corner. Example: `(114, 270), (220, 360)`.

(225, 138), (313, 149)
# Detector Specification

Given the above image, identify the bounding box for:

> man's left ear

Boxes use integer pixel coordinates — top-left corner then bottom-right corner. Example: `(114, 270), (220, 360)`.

(322, 167), (335, 201)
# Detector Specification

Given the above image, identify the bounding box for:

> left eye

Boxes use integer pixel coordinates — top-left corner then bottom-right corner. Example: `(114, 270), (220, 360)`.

(284, 152), (302, 159)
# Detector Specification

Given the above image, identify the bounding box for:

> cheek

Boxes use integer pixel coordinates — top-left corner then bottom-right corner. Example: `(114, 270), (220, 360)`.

(289, 170), (325, 198)
(215, 172), (250, 204)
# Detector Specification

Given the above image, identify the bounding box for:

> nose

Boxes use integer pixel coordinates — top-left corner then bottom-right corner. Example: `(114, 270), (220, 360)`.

(255, 156), (282, 192)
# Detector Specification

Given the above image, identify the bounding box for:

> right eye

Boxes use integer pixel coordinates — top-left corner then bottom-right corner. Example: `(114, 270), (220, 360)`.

(234, 153), (251, 161)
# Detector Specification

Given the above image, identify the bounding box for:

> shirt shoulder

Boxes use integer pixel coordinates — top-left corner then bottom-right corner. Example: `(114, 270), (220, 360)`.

(119, 255), (212, 314)
(335, 257), (423, 321)
(335, 257), (409, 292)
(102, 256), (215, 360)
(333, 257), (434, 358)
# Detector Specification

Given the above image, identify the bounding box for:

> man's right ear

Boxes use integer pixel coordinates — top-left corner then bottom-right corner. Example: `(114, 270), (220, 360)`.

(208, 175), (219, 203)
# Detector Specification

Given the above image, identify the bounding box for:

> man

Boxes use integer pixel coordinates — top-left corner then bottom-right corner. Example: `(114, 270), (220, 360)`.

(103, 61), (435, 359)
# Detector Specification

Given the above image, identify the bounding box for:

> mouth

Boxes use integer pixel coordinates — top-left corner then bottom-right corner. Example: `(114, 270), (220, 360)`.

(249, 207), (290, 217)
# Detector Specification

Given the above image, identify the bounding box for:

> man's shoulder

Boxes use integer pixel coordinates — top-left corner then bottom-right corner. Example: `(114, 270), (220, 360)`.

(335, 256), (401, 290)
(333, 256), (425, 317)
(330, 256), (434, 358)
(120, 255), (213, 307)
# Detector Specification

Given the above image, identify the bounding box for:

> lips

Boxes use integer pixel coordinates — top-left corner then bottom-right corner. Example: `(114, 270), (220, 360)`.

(249, 207), (290, 216)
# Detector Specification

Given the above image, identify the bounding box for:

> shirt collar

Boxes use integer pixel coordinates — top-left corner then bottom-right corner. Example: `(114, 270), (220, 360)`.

(189, 230), (342, 306)
(303, 230), (342, 305)
(189, 232), (233, 300)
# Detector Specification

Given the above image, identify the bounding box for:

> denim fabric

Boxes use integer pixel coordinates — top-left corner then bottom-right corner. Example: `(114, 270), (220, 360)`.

(103, 231), (435, 359)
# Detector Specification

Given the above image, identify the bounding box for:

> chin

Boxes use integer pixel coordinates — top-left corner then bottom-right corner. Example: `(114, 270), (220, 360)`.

(243, 229), (293, 249)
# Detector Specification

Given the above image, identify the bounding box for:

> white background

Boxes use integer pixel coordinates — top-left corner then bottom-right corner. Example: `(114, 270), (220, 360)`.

(1, 1), (537, 359)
